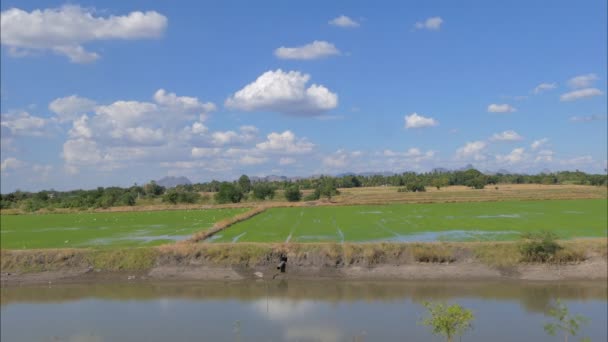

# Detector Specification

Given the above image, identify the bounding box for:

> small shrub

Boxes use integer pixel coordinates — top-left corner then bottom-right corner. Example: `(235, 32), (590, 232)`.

(284, 185), (302, 202)
(519, 231), (562, 262)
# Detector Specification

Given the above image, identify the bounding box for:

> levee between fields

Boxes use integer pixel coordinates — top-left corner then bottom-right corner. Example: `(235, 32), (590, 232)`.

(1, 240), (606, 285)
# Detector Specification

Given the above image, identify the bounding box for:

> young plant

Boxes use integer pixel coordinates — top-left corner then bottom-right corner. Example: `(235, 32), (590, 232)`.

(420, 302), (474, 342)
(544, 299), (590, 342)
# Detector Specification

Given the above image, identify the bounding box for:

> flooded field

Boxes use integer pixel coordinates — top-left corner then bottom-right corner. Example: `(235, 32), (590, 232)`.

(0, 208), (248, 249)
(1, 280), (606, 341)
(212, 199), (607, 243)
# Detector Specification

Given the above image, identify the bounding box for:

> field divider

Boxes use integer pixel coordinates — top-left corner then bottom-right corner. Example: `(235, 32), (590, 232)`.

(185, 206), (268, 243)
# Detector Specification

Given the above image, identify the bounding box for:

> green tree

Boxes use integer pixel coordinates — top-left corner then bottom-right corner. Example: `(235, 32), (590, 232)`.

(163, 190), (179, 204)
(544, 299), (590, 342)
(214, 183), (243, 204)
(284, 185), (302, 202)
(420, 302), (474, 342)
(252, 183), (275, 200)
(432, 177), (449, 190)
(238, 175), (252, 193)
(317, 177), (339, 200)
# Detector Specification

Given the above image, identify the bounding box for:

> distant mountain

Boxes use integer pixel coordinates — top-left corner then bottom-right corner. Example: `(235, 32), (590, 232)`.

(456, 164), (476, 171)
(156, 176), (192, 188)
(250, 175), (289, 183)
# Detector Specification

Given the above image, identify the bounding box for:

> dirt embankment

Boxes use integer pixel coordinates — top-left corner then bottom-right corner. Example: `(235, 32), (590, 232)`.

(1, 240), (606, 286)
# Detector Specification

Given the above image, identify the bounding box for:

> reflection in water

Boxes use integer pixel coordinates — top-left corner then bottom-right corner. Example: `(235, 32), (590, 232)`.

(1, 280), (606, 341)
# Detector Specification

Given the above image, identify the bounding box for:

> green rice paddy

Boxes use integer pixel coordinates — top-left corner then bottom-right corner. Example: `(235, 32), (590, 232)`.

(210, 199), (607, 243)
(0, 208), (248, 249)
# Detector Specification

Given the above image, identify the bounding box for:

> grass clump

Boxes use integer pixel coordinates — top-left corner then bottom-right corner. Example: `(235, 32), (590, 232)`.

(410, 243), (456, 263)
(87, 248), (157, 271)
(519, 231), (563, 263)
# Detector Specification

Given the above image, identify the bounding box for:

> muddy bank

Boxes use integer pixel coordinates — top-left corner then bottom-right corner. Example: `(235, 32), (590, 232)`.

(2, 259), (607, 286)
(1, 240), (606, 285)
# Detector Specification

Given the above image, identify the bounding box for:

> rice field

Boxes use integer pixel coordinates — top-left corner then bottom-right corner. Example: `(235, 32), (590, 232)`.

(0, 208), (249, 249)
(210, 199), (607, 243)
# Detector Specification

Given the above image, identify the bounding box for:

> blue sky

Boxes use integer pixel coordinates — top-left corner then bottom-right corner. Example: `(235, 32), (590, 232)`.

(1, 0), (606, 192)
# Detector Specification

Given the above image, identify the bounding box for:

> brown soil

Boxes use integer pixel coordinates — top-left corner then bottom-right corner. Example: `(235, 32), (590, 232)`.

(2, 257), (606, 286)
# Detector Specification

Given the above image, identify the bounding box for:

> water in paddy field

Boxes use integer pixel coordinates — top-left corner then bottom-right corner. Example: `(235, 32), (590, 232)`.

(1, 281), (606, 341)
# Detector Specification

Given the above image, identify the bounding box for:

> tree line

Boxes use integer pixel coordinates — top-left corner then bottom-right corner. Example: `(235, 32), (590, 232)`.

(1, 169), (605, 211)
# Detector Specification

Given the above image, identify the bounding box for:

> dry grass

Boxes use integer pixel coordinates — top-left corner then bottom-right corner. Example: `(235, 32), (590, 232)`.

(185, 206), (268, 243)
(3, 184), (605, 215)
(1, 239), (605, 274)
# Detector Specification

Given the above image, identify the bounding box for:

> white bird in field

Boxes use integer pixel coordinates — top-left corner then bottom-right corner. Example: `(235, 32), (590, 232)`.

(254, 271), (264, 278)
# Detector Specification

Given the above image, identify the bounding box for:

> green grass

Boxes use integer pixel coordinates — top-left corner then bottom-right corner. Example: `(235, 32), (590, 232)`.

(0, 208), (249, 249)
(211, 199), (607, 243)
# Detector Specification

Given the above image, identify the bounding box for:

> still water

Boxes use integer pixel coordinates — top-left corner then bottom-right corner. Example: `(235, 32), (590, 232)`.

(1, 280), (606, 341)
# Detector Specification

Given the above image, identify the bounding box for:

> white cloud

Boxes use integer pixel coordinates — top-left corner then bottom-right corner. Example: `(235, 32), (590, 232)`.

(487, 104), (516, 113)
(0, 111), (50, 136)
(69, 115), (93, 139)
(62, 138), (103, 166)
(1, 157), (25, 171)
(569, 114), (607, 122)
(279, 157), (296, 165)
(153, 89), (216, 116)
(322, 149), (356, 169)
(532, 82), (557, 94)
(456, 141), (487, 160)
(274, 41), (340, 60)
(560, 88), (603, 101)
(225, 69), (338, 116)
(490, 130), (524, 142)
(414, 16), (443, 30)
(496, 148), (526, 164)
(191, 147), (221, 158)
(240, 155), (267, 165)
(329, 15), (359, 28)
(210, 126), (258, 146)
(1, 5), (167, 63)
(567, 74), (599, 89)
(404, 113), (438, 129)
(530, 138), (548, 150)
(560, 155), (594, 166)
(535, 149), (554, 162)
(256, 130), (314, 154)
(49, 95), (96, 122)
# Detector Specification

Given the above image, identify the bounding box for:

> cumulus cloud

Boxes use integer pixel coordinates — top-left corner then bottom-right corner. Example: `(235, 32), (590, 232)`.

(496, 148), (526, 164)
(210, 126), (258, 146)
(56, 89), (216, 172)
(560, 88), (603, 101)
(49, 95), (97, 122)
(404, 113), (438, 129)
(328, 15), (359, 28)
(414, 16), (443, 30)
(256, 130), (314, 154)
(274, 41), (340, 60)
(191, 147), (221, 158)
(567, 73), (599, 89)
(490, 130), (524, 142)
(530, 138), (549, 150)
(569, 114), (607, 122)
(1, 157), (25, 171)
(0, 5), (167, 63)
(532, 82), (557, 94)
(487, 104), (516, 113)
(240, 155), (267, 165)
(0, 111), (51, 136)
(535, 149), (554, 162)
(225, 69), (338, 116)
(456, 141), (487, 160)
